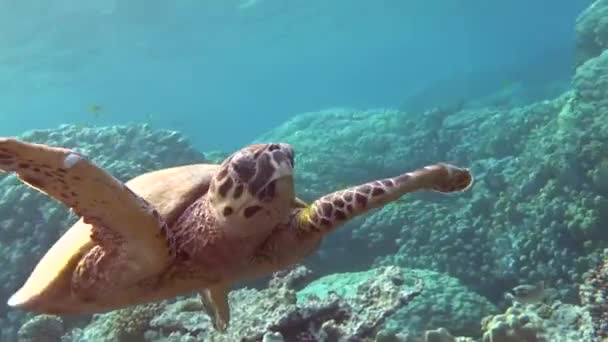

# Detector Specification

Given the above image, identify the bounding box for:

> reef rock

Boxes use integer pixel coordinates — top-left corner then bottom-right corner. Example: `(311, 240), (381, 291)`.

(575, 0), (608, 66)
(298, 266), (498, 338)
(17, 314), (63, 342)
(141, 266), (429, 341)
(480, 301), (594, 342)
(580, 249), (608, 340)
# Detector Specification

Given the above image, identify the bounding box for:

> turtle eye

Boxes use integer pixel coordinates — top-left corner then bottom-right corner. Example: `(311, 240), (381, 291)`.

(243, 205), (263, 218)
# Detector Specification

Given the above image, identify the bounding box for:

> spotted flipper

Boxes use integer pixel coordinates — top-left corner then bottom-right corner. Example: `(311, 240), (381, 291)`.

(295, 163), (473, 234)
(0, 138), (172, 294)
(200, 284), (231, 332)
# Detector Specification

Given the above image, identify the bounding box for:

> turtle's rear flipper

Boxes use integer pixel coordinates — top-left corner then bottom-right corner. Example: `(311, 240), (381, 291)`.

(0, 138), (171, 280)
(200, 284), (231, 332)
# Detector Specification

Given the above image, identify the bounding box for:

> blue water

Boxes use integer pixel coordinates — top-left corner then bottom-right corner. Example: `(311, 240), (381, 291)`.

(0, 0), (591, 151)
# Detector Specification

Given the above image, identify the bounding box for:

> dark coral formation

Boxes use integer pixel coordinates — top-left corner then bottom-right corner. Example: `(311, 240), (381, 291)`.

(580, 249), (608, 340)
(17, 314), (64, 342)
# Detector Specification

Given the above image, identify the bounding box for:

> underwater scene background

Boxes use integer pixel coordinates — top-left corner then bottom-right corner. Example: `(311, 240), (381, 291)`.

(1, 0), (607, 341)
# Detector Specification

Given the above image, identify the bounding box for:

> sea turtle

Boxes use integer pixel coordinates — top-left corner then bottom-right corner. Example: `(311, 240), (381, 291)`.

(0, 137), (473, 331)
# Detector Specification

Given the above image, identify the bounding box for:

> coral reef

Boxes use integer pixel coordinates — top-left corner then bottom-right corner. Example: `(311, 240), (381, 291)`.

(297, 266), (498, 337)
(0, 124), (205, 341)
(575, 0), (608, 66)
(17, 314), (63, 342)
(143, 266), (425, 341)
(66, 303), (166, 342)
(480, 301), (594, 342)
(253, 7), (608, 304)
(256, 87), (604, 302)
(580, 249), (608, 340)
(4, 1), (608, 341)
(424, 328), (474, 342)
(55, 266), (596, 341)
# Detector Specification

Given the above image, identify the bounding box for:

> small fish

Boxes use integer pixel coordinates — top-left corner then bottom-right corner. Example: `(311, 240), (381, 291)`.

(89, 105), (103, 118)
(505, 281), (545, 304)
(501, 79), (515, 90)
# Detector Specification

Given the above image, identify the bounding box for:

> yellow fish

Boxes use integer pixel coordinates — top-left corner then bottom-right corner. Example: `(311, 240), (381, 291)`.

(89, 105), (103, 118)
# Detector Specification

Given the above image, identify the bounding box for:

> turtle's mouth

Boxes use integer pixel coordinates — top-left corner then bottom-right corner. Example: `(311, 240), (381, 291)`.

(272, 143), (294, 167)
(256, 174), (295, 204)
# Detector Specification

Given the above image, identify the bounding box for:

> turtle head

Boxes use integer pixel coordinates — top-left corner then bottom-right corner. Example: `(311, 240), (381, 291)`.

(208, 143), (295, 237)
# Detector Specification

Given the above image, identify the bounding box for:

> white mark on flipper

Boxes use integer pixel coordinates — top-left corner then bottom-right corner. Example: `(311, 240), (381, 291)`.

(64, 153), (83, 168)
(7, 291), (26, 307)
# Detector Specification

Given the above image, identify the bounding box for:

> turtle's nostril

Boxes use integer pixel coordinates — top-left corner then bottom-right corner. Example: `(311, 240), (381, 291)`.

(268, 144), (280, 152)
(278, 143), (292, 152)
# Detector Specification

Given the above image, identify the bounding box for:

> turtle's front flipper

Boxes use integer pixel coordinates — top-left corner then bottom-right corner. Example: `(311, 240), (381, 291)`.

(295, 163), (473, 234)
(0, 138), (172, 279)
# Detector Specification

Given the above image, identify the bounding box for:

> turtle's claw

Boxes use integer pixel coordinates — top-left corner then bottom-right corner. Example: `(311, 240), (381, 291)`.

(431, 164), (473, 193)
